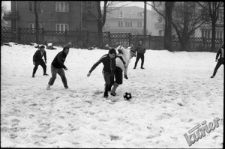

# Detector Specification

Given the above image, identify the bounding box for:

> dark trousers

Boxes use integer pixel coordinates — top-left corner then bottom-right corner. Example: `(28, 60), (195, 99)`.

(134, 53), (145, 68)
(102, 70), (114, 94)
(32, 59), (47, 75)
(213, 58), (224, 76)
(114, 66), (123, 85)
(48, 65), (68, 88)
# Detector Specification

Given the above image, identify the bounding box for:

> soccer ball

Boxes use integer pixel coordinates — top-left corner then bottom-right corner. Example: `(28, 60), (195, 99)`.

(123, 92), (132, 100)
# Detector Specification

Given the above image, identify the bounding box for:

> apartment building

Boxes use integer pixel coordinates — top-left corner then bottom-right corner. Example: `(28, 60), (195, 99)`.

(103, 6), (161, 35)
(3, 1), (98, 32)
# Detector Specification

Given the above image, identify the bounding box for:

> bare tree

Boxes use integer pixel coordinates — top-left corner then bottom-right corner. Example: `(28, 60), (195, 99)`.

(197, 2), (224, 51)
(148, 2), (175, 51)
(164, 2), (175, 51)
(172, 2), (207, 51)
(151, 2), (208, 51)
(82, 1), (127, 48)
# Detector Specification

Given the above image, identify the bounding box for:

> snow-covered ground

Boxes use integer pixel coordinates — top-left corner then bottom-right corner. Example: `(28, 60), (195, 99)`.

(1, 43), (223, 148)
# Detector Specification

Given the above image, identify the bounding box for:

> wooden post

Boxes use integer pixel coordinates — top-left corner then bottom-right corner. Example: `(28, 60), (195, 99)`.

(144, 1), (147, 36)
(108, 32), (111, 46)
(41, 28), (44, 44)
(148, 34), (151, 49)
(10, 26), (14, 42)
(17, 27), (21, 43)
(203, 37), (205, 50)
(87, 31), (89, 46)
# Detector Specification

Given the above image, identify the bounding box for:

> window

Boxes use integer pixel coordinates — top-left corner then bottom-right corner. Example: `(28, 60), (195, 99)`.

(202, 30), (211, 38)
(56, 24), (69, 31)
(56, 2), (69, 12)
(219, 31), (222, 39)
(118, 21), (123, 27)
(216, 31), (219, 39)
(118, 11), (124, 18)
(86, 2), (92, 11)
(158, 17), (163, 22)
(29, 1), (41, 12)
(137, 22), (142, 27)
(207, 30), (210, 38)
(215, 30), (223, 39)
(218, 9), (224, 23)
(137, 12), (143, 17)
(125, 21), (132, 27)
(28, 23), (42, 28)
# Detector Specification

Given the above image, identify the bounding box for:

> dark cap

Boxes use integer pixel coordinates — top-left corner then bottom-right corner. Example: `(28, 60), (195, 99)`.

(39, 45), (45, 48)
(63, 46), (70, 51)
(108, 48), (117, 55)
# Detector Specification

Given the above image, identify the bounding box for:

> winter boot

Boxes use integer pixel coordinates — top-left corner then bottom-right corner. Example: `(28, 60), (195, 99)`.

(111, 84), (118, 96)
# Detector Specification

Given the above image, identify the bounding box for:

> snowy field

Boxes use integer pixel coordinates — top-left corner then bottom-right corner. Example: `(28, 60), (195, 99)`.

(1, 43), (224, 148)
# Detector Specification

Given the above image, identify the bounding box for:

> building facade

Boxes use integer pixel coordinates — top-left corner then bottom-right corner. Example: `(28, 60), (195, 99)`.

(103, 6), (161, 36)
(3, 1), (98, 32)
(196, 6), (224, 41)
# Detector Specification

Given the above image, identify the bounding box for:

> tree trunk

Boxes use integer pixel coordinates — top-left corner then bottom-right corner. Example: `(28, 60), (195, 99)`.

(98, 20), (103, 48)
(181, 35), (190, 51)
(34, 1), (39, 44)
(164, 2), (173, 51)
(181, 3), (190, 51)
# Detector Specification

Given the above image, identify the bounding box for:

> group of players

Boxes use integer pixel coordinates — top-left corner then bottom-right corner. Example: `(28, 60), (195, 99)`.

(32, 42), (224, 98)
(32, 41), (146, 98)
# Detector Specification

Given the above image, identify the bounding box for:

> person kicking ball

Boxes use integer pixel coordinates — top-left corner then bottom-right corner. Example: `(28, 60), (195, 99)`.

(87, 48), (117, 98)
(110, 45), (136, 96)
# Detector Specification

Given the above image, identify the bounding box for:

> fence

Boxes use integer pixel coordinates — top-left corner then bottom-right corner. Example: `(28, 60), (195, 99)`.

(1, 27), (223, 52)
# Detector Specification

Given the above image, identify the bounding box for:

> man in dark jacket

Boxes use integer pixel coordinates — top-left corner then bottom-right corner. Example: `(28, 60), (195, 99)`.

(87, 48), (117, 98)
(32, 45), (48, 77)
(133, 41), (146, 69)
(211, 44), (224, 78)
(47, 46), (70, 90)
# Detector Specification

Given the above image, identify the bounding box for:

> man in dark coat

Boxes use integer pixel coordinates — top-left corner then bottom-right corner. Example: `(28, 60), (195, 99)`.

(87, 48), (117, 98)
(47, 46), (70, 90)
(211, 44), (224, 78)
(32, 45), (48, 77)
(133, 41), (146, 69)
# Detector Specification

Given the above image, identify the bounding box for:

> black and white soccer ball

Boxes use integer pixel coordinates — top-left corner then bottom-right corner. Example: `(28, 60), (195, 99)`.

(123, 92), (132, 100)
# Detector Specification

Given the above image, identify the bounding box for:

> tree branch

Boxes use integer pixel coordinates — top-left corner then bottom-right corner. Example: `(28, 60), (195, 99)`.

(147, 2), (166, 19)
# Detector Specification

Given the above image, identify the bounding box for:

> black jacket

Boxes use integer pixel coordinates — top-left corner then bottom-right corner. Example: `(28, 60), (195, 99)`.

(216, 47), (224, 60)
(89, 54), (116, 73)
(33, 49), (47, 63)
(135, 44), (146, 54)
(51, 51), (68, 69)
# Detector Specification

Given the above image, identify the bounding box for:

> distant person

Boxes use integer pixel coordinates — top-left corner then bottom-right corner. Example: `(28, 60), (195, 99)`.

(111, 46), (136, 96)
(47, 45), (70, 90)
(210, 44), (224, 78)
(32, 45), (48, 77)
(87, 48), (117, 98)
(133, 41), (146, 69)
